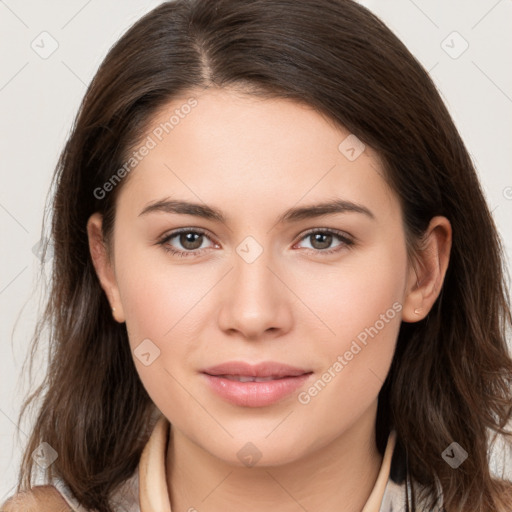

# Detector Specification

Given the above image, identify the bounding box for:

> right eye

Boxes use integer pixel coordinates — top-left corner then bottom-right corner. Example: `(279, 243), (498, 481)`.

(158, 228), (218, 257)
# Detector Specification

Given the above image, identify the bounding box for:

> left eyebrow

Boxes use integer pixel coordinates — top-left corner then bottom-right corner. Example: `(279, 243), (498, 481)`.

(276, 199), (375, 223)
(138, 198), (375, 224)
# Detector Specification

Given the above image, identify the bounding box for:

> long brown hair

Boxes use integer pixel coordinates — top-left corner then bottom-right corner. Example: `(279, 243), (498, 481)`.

(9, 0), (512, 510)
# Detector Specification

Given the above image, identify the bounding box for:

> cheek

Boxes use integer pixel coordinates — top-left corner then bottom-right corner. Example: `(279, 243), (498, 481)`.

(112, 238), (220, 406)
(113, 233), (204, 343)
(305, 238), (407, 346)
(117, 268), (173, 346)
(113, 252), (201, 415)
(294, 240), (407, 412)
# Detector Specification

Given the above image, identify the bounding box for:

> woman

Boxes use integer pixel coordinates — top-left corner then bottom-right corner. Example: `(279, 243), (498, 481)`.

(2, 0), (512, 511)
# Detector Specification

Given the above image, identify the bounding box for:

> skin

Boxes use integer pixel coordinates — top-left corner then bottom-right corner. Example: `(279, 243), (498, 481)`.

(88, 86), (452, 512)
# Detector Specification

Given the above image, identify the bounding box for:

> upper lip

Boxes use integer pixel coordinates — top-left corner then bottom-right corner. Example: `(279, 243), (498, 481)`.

(202, 361), (311, 378)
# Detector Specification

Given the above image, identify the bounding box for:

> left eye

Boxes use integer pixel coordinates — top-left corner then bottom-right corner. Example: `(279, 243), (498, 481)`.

(295, 229), (354, 253)
(158, 228), (353, 258)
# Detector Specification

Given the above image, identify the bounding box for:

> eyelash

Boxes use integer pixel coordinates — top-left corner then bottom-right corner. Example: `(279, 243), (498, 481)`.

(157, 227), (355, 258)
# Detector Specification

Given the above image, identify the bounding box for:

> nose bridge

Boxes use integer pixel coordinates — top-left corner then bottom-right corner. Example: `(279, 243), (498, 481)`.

(217, 235), (291, 338)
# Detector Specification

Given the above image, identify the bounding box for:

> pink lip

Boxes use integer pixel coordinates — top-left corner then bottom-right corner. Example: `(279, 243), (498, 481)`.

(201, 361), (313, 407)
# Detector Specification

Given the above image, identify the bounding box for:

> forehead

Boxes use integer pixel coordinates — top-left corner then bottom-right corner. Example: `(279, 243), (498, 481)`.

(115, 87), (398, 224)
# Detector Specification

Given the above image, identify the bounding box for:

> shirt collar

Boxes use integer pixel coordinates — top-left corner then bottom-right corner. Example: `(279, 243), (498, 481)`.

(138, 413), (398, 512)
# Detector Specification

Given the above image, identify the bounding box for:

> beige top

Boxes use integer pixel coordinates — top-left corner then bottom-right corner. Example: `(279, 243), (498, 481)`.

(138, 414), (398, 512)
(5, 412), (429, 512)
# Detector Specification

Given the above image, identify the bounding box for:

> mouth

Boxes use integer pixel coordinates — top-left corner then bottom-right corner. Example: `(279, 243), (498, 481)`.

(201, 361), (313, 407)
(214, 375), (296, 382)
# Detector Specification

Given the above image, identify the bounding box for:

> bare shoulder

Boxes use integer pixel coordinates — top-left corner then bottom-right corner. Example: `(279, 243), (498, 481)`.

(1, 485), (72, 512)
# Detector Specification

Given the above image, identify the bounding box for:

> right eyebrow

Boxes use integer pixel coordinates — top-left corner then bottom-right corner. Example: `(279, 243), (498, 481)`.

(139, 199), (226, 222)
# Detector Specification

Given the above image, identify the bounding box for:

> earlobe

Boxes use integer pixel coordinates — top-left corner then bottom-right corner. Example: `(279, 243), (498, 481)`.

(402, 216), (452, 323)
(86, 213), (126, 323)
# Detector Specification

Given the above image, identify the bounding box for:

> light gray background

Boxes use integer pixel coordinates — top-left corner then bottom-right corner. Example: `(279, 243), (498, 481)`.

(1, 0), (511, 501)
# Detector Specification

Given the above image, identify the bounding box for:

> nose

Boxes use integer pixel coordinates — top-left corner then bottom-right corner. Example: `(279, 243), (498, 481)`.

(216, 244), (293, 341)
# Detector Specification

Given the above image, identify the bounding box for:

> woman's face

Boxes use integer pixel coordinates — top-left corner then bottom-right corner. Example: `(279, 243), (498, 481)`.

(90, 87), (423, 466)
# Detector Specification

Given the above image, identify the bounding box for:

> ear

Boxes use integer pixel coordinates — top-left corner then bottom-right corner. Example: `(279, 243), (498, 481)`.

(87, 213), (126, 323)
(402, 216), (452, 323)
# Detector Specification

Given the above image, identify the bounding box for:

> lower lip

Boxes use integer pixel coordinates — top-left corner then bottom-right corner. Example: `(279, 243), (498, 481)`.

(202, 373), (313, 407)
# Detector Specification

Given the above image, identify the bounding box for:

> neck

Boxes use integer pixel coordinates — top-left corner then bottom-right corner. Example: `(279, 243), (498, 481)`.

(166, 402), (383, 512)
